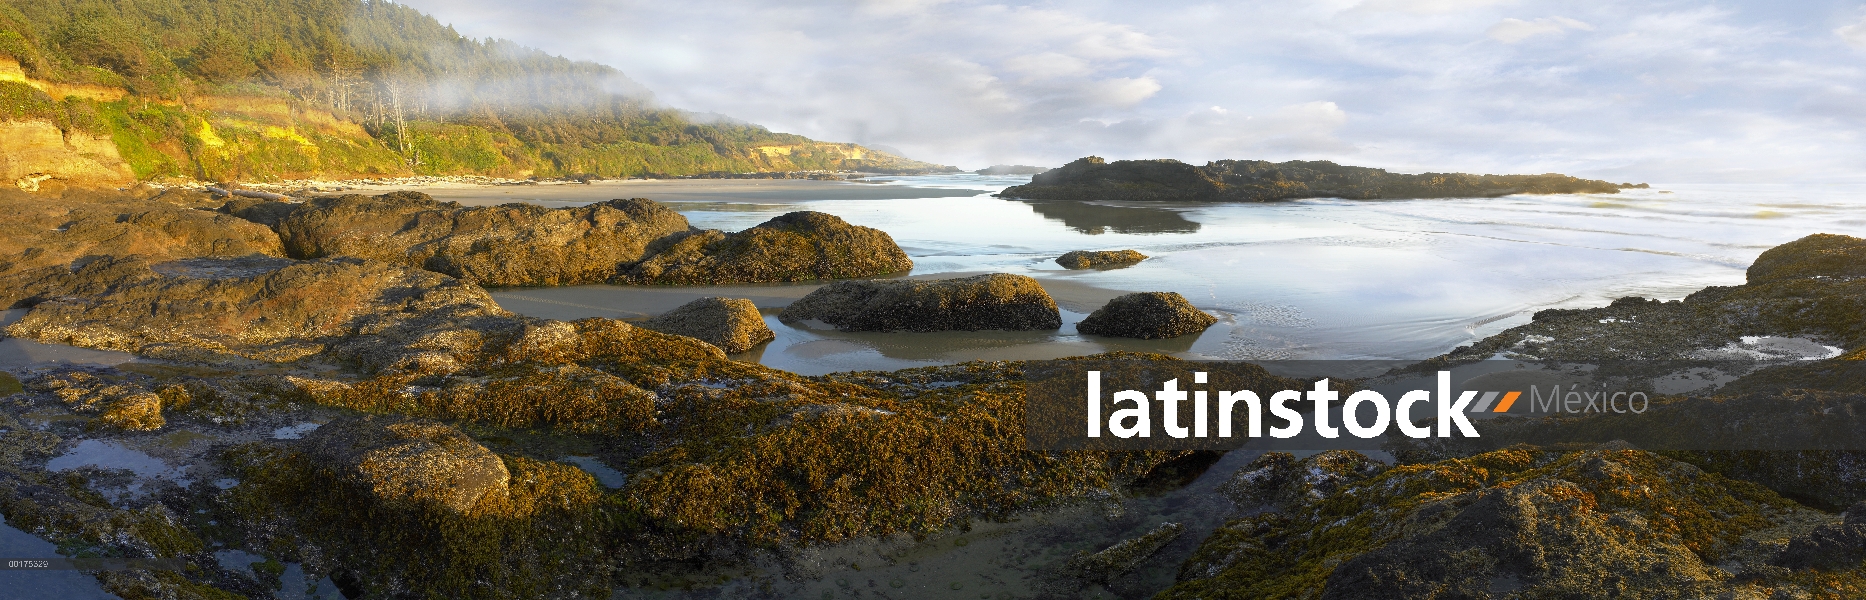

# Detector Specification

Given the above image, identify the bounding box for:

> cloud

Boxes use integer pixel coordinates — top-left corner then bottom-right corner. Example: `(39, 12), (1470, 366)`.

(401, 0), (1866, 181)
(1353, 0), (1514, 15)
(1838, 17), (1866, 48)
(1487, 16), (1593, 43)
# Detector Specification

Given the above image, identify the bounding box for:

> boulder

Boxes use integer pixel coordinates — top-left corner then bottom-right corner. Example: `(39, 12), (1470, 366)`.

(270, 192), (693, 287)
(0, 191), (285, 306)
(1055, 249), (1147, 269)
(999, 156), (1628, 202)
(299, 416), (510, 513)
(1075, 292), (1215, 339)
(779, 273), (1061, 332)
(623, 211), (913, 284)
(1745, 232), (1866, 283)
(636, 297), (774, 353)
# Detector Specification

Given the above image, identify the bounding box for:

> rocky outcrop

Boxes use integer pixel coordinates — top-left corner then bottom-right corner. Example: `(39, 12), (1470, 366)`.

(271, 192), (692, 286)
(622, 211), (913, 285)
(0, 192), (285, 305)
(299, 416), (511, 513)
(974, 164), (1049, 175)
(1075, 292), (1216, 339)
(1163, 446), (1833, 600)
(1418, 233), (1866, 365)
(636, 296), (774, 353)
(779, 273), (1062, 332)
(0, 121), (135, 191)
(1055, 249), (1147, 269)
(226, 193), (914, 287)
(1000, 156), (1629, 202)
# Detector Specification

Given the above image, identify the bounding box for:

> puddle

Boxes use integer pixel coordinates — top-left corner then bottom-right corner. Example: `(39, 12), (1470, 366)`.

(0, 514), (118, 598)
(47, 439), (183, 480)
(272, 423), (321, 439)
(560, 456), (627, 488)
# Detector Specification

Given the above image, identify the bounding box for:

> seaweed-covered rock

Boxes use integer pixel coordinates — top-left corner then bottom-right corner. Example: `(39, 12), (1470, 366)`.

(1164, 446), (1824, 600)
(1054, 521), (1185, 588)
(299, 416), (510, 513)
(778, 273), (1062, 332)
(1747, 232), (1866, 284)
(636, 296), (774, 353)
(270, 192), (692, 286)
(1000, 156), (1629, 202)
(1217, 450), (1384, 513)
(26, 370), (167, 431)
(622, 211), (913, 284)
(1056, 249), (1147, 269)
(0, 191), (284, 306)
(1773, 501), (1866, 569)
(1075, 292), (1216, 339)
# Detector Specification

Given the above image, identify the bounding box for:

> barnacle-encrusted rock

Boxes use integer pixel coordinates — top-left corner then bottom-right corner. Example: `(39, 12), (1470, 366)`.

(1055, 249), (1147, 269)
(999, 156), (1629, 202)
(268, 192), (692, 286)
(779, 273), (1062, 332)
(1218, 450), (1384, 513)
(300, 416), (510, 513)
(0, 191), (284, 306)
(1075, 292), (1216, 339)
(636, 296), (774, 353)
(623, 211), (913, 284)
(1746, 232), (1866, 284)
(26, 371), (166, 430)
(1164, 446), (1825, 600)
(1059, 521), (1184, 585)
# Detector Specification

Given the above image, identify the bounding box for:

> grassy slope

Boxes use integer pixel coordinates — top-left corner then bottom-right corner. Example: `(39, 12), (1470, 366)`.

(0, 0), (949, 181)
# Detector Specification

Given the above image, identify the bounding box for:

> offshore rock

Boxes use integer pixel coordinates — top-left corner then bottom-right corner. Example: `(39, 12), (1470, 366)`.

(1000, 156), (1628, 202)
(1075, 292), (1216, 339)
(0, 191), (285, 306)
(268, 192), (692, 286)
(299, 416), (510, 513)
(1055, 249), (1147, 269)
(636, 296), (774, 353)
(622, 211), (913, 284)
(779, 273), (1061, 332)
(1745, 232), (1866, 283)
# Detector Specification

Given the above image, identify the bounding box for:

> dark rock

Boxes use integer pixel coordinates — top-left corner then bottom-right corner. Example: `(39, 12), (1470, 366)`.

(1055, 522), (1184, 587)
(1000, 156), (1627, 202)
(1075, 292), (1216, 339)
(1165, 446), (1805, 600)
(1746, 233), (1866, 284)
(622, 211), (913, 284)
(300, 416), (510, 513)
(270, 192), (692, 287)
(636, 296), (774, 353)
(1773, 501), (1866, 569)
(778, 273), (1061, 332)
(1055, 249), (1147, 269)
(1217, 450), (1384, 513)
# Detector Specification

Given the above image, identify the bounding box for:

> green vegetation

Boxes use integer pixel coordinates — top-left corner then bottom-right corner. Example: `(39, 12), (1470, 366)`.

(0, 0), (950, 181)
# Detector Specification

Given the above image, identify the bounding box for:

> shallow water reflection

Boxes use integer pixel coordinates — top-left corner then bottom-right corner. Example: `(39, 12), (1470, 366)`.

(1015, 199), (1203, 234)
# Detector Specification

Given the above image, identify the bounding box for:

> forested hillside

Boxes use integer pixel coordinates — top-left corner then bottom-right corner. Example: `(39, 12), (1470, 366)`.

(0, 0), (950, 183)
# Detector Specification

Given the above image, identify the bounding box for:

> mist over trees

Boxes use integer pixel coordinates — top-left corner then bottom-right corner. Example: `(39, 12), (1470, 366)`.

(0, 0), (940, 179)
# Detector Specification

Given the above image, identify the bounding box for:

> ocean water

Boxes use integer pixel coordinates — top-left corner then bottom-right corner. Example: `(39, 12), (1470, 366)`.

(488, 177), (1866, 374)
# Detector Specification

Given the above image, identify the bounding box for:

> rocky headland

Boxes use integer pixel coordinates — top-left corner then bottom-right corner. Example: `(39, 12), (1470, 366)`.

(999, 156), (1638, 202)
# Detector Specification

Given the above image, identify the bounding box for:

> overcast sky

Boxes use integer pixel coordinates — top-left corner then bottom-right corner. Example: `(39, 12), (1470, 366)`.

(398, 0), (1866, 182)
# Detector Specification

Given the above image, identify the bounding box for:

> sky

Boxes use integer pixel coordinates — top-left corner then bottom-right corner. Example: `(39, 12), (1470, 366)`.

(396, 0), (1866, 182)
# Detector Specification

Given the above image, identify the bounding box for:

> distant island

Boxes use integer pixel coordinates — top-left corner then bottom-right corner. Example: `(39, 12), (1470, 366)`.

(998, 156), (1645, 202)
(975, 164), (1050, 175)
